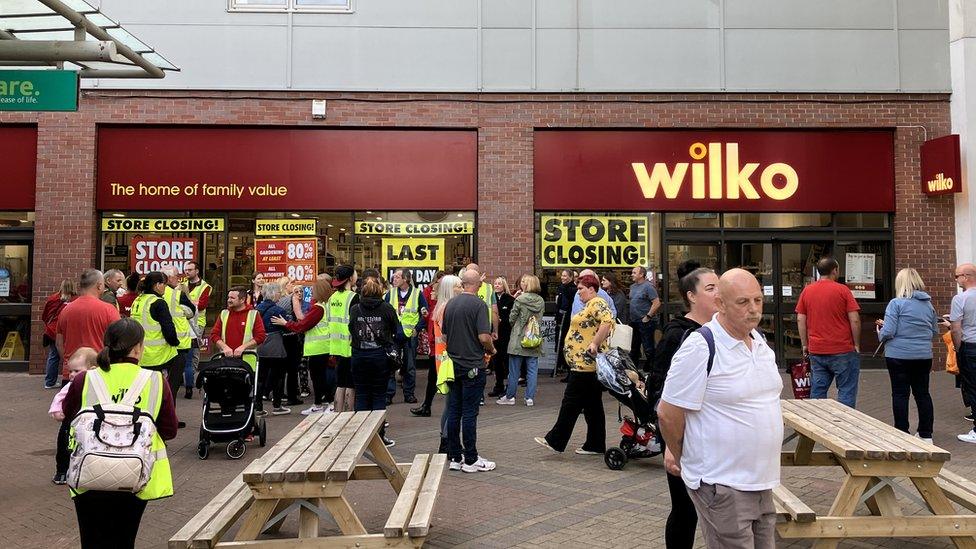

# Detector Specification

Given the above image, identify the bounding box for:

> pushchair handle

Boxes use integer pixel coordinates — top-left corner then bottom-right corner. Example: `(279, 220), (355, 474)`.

(208, 350), (258, 361)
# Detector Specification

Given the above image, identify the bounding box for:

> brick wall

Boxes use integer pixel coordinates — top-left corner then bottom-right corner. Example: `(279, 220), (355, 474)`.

(0, 91), (953, 373)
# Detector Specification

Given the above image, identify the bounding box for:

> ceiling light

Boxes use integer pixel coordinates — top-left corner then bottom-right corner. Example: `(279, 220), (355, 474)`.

(327, 224), (334, 228)
(232, 236), (239, 240)
(290, 213), (301, 218)
(339, 228), (346, 232)
(375, 216), (382, 221)
(457, 214), (463, 218)
(365, 210), (373, 214)
(19, 220), (29, 223)
(111, 213), (125, 217)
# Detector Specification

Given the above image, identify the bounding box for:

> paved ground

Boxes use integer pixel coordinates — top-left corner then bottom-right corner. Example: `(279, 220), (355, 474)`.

(4, 367), (976, 548)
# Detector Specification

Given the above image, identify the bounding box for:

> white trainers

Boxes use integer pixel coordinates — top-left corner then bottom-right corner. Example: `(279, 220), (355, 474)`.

(449, 460), (462, 471)
(271, 406), (291, 416)
(301, 405), (324, 416)
(574, 448), (601, 455)
(461, 456), (496, 473)
(958, 430), (976, 444)
(915, 433), (934, 445)
(525, 399), (534, 407)
(534, 436), (561, 453)
(496, 396), (515, 405)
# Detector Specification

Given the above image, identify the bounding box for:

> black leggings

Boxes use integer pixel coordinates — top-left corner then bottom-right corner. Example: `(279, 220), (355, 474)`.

(307, 354), (335, 406)
(665, 471), (698, 549)
(74, 491), (148, 549)
(55, 417), (71, 475)
(261, 357), (288, 408)
(421, 361), (437, 408)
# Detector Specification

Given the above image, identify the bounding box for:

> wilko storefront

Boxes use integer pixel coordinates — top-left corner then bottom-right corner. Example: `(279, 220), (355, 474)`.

(96, 126), (478, 328)
(534, 129), (902, 367)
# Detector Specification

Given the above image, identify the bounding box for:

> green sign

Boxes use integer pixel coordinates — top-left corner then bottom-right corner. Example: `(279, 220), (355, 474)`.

(0, 70), (78, 112)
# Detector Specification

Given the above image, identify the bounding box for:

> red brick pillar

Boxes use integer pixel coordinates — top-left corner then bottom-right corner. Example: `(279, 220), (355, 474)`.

(476, 122), (535, 283)
(29, 112), (97, 374)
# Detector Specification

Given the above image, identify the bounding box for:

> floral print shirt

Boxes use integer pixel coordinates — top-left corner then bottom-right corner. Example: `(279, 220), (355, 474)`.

(563, 296), (614, 372)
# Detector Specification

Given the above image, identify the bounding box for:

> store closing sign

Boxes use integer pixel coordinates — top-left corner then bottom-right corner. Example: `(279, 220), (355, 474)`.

(382, 238), (444, 290)
(540, 216), (648, 268)
(131, 237), (198, 275)
(255, 238), (317, 283)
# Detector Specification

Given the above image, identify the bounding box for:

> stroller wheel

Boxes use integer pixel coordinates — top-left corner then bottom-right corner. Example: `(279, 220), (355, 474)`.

(259, 419), (267, 447)
(605, 447), (627, 470)
(227, 439), (247, 460)
(197, 441), (210, 460)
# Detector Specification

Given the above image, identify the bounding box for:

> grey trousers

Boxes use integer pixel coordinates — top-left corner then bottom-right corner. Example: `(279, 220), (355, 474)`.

(687, 483), (776, 549)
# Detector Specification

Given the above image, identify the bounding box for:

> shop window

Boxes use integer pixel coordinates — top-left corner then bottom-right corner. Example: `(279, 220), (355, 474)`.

(0, 212), (34, 229)
(666, 242), (719, 305)
(835, 213), (890, 228)
(228, 0), (353, 12)
(535, 212), (661, 301)
(833, 240), (890, 303)
(353, 211), (475, 281)
(723, 213), (831, 229)
(665, 213), (719, 229)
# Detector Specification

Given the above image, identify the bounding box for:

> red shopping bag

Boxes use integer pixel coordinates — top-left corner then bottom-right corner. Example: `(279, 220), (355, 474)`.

(789, 357), (812, 400)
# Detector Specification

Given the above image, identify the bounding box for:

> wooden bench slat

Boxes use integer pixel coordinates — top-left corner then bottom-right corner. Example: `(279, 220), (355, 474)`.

(781, 406), (865, 460)
(797, 399), (901, 460)
(787, 400), (889, 460)
(818, 398), (948, 461)
(242, 413), (330, 484)
(283, 412), (354, 482)
(169, 478), (251, 549)
(772, 484), (816, 523)
(262, 412), (341, 482)
(384, 454), (431, 538)
(329, 411), (388, 481)
(307, 411), (370, 482)
(937, 469), (976, 512)
(407, 454), (447, 538)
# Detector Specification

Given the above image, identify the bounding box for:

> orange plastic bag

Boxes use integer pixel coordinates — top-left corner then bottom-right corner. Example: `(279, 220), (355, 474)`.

(944, 331), (959, 375)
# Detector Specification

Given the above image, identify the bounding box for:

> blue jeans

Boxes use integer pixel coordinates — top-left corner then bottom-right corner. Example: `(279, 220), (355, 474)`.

(506, 355), (538, 400)
(183, 345), (198, 390)
(629, 320), (657, 372)
(387, 335), (418, 400)
(44, 345), (61, 387)
(810, 351), (860, 408)
(445, 367), (486, 465)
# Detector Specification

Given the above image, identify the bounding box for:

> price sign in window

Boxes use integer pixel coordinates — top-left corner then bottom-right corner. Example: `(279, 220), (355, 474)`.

(255, 238), (318, 283)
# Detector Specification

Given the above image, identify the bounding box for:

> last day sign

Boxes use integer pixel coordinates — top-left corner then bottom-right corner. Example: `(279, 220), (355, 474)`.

(540, 215), (648, 268)
(381, 238), (444, 290)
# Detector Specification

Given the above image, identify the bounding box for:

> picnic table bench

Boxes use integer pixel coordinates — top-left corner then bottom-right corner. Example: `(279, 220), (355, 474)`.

(169, 410), (446, 548)
(779, 398), (976, 548)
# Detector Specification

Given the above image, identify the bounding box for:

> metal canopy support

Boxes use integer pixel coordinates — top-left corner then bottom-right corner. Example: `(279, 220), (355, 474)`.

(0, 0), (176, 79)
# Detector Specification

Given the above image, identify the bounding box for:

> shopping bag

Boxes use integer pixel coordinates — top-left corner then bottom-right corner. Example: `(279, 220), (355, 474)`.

(609, 319), (632, 352)
(944, 331), (959, 375)
(789, 357), (812, 399)
(436, 353), (455, 394)
(521, 315), (543, 349)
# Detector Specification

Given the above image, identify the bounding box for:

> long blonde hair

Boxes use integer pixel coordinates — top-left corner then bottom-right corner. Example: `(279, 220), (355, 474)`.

(894, 268), (925, 299)
(432, 275), (462, 325)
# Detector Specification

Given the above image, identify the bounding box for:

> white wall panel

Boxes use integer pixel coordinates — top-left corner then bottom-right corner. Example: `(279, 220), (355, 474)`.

(483, 0), (533, 28)
(580, 29), (720, 90)
(290, 27), (478, 90)
(900, 0), (950, 30)
(900, 29), (952, 90)
(482, 29), (533, 89)
(726, 0), (894, 29)
(578, 0), (720, 29)
(725, 29), (899, 90)
(535, 29), (577, 90)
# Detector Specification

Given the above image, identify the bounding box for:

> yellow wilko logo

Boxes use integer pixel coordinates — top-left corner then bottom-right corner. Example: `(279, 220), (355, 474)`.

(631, 142), (799, 201)
(926, 173), (954, 193)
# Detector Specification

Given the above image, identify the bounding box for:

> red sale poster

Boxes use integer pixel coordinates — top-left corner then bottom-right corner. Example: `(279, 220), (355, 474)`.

(254, 238), (317, 282)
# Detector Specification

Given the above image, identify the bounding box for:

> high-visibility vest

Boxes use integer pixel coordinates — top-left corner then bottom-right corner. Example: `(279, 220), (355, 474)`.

(477, 282), (494, 324)
(326, 290), (355, 358)
(387, 286), (420, 338)
(220, 309), (258, 370)
(130, 293), (179, 368)
(165, 286), (193, 350)
(71, 364), (173, 501)
(433, 320), (447, 371)
(188, 280), (212, 331)
(303, 302), (330, 357)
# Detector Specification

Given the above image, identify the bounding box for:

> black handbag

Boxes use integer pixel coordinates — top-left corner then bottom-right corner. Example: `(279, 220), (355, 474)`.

(258, 331), (287, 359)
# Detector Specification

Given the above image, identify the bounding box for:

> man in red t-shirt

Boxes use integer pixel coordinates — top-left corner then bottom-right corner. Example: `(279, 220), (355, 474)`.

(211, 287), (266, 358)
(795, 257), (862, 407)
(56, 269), (121, 381)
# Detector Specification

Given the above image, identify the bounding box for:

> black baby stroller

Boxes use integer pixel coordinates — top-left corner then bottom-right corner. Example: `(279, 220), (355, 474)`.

(596, 348), (662, 470)
(195, 351), (267, 460)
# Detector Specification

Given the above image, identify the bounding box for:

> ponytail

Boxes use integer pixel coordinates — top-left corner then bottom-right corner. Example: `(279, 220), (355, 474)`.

(99, 318), (146, 371)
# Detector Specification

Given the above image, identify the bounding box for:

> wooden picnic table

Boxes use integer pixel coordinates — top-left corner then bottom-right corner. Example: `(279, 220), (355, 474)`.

(170, 410), (446, 548)
(778, 398), (976, 548)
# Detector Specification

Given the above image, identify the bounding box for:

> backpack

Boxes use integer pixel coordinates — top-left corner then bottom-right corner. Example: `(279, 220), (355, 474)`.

(680, 326), (716, 376)
(521, 315), (542, 349)
(67, 368), (159, 494)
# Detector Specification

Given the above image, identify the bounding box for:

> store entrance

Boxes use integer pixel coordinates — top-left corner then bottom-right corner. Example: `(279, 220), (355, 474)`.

(666, 238), (832, 366)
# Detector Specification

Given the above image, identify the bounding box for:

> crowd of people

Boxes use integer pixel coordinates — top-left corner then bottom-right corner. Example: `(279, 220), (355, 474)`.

(40, 255), (976, 548)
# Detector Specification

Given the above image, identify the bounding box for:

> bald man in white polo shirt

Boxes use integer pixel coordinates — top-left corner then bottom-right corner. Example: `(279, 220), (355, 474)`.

(658, 269), (783, 549)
